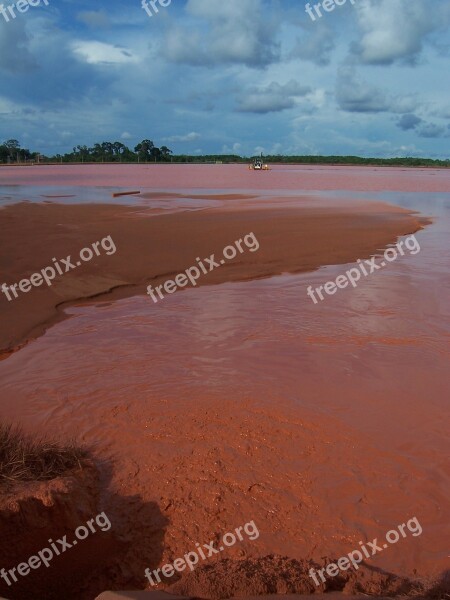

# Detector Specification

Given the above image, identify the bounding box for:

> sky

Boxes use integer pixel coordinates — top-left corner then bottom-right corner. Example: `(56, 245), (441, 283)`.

(0, 0), (449, 158)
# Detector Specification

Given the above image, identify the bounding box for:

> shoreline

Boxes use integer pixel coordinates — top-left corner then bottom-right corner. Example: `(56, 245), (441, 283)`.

(2, 162), (449, 168)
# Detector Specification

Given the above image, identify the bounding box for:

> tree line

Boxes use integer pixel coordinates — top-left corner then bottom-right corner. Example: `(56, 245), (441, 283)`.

(260, 154), (450, 167)
(0, 139), (36, 163)
(0, 139), (173, 164)
(0, 139), (448, 167)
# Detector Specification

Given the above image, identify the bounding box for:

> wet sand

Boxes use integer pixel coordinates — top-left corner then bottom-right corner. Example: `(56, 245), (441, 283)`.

(0, 198), (427, 355)
(0, 165), (449, 599)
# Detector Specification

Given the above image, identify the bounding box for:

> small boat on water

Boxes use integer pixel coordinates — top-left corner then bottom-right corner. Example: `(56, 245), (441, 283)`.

(249, 155), (269, 170)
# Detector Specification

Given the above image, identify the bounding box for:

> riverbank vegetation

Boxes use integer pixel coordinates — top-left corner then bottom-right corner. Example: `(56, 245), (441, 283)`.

(1, 139), (448, 167)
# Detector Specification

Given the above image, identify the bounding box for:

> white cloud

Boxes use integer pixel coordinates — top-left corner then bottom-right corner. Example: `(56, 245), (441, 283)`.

(291, 25), (335, 66)
(336, 68), (418, 114)
(164, 0), (279, 67)
(352, 0), (443, 65)
(164, 132), (201, 142)
(237, 80), (311, 114)
(71, 41), (139, 65)
(1, 0), (449, 159)
(222, 142), (242, 153)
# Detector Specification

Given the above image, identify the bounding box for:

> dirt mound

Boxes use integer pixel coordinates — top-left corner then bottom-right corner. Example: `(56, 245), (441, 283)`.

(0, 463), (125, 600)
(167, 555), (441, 599)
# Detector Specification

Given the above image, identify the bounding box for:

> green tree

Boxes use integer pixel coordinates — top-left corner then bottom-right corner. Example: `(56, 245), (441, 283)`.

(150, 146), (162, 162)
(4, 139), (20, 151)
(160, 146), (172, 161)
(134, 139), (154, 161)
(4, 139), (20, 161)
(112, 141), (126, 160)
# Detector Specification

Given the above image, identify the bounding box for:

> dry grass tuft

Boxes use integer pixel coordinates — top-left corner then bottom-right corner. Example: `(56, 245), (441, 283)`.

(0, 424), (87, 486)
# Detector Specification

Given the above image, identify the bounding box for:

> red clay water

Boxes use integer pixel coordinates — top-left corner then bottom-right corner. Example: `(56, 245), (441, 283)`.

(1, 163), (450, 192)
(0, 166), (448, 590)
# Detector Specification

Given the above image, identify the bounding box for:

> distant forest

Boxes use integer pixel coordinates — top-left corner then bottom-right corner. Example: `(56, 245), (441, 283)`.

(1, 139), (448, 167)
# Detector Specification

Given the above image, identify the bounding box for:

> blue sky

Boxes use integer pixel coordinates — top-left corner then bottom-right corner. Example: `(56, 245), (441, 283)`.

(0, 0), (449, 157)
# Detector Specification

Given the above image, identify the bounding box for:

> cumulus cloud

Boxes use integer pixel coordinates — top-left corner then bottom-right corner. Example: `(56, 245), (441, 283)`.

(336, 68), (417, 114)
(291, 25), (335, 66)
(352, 0), (445, 65)
(164, 0), (279, 67)
(71, 41), (139, 65)
(417, 123), (447, 138)
(222, 142), (242, 154)
(237, 80), (311, 114)
(336, 68), (389, 112)
(1, 0), (449, 159)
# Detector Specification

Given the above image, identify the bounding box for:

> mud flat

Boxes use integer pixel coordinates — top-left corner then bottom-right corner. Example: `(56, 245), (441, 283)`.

(0, 198), (428, 355)
(0, 165), (449, 599)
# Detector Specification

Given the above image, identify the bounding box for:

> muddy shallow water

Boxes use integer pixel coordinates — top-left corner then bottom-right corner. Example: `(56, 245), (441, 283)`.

(0, 166), (449, 594)
(1, 163), (450, 193)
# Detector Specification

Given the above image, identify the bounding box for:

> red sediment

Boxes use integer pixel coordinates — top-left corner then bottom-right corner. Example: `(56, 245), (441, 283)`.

(0, 166), (448, 599)
(0, 200), (428, 356)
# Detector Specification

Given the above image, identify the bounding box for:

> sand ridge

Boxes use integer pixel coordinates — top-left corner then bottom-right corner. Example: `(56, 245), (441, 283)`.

(0, 199), (429, 356)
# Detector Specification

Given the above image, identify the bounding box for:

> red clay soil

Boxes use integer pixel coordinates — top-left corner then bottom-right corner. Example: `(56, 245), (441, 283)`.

(0, 464), (126, 600)
(0, 170), (446, 600)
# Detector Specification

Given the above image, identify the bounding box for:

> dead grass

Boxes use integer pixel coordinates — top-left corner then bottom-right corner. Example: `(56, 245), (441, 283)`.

(0, 423), (87, 486)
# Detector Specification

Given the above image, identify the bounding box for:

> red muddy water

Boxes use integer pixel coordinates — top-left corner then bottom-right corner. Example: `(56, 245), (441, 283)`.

(0, 165), (449, 594)
(1, 163), (450, 192)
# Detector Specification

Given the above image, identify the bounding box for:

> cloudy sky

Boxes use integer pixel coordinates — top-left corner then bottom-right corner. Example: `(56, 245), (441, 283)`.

(0, 0), (449, 157)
